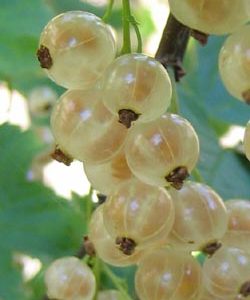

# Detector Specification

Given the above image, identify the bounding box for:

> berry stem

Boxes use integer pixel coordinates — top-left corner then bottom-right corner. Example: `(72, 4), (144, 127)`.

(92, 257), (102, 300)
(102, 0), (115, 23)
(130, 15), (142, 53)
(102, 263), (133, 300)
(191, 168), (204, 183)
(121, 0), (132, 54)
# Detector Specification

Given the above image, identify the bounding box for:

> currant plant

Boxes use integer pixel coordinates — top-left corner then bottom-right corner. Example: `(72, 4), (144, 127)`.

(35, 0), (250, 299)
(1, 0), (250, 299)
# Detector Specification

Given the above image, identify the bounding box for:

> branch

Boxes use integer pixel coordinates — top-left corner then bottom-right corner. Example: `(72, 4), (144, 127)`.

(155, 13), (190, 81)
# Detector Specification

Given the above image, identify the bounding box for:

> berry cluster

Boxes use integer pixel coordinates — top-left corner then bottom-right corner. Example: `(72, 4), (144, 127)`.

(169, 0), (250, 161)
(36, 4), (250, 300)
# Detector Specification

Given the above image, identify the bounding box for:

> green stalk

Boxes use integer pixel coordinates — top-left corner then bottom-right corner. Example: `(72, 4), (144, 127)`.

(130, 15), (142, 53)
(191, 168), (204, 183)
(102, 264), (133, 300)
(93, 257), (102, 300)
(121, 0), (132, 54)
(102, 0), (115, 23)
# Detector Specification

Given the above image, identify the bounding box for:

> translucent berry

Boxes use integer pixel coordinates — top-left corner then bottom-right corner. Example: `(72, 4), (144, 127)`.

(37, 11), (116, 89)
(45, 256), (96, 300)
(125, 113), (199, 189)
(102, 179), (174, 255)
(169, 0), (250, 35)
(84, 147), (133, 195)
(243, 121), (250, 160)
(88, 205), (142, 267)
(219, 25), (250, 103)
(167, 181), (228, 253)
(203, 246), (250, 299)
(102, 53), (172, 128)
(97, 290), (123, 300)
(135, 248), (202, 300)
(222, 199), (250, 252)
(50, 88), (127, 164)
(28, 86), (57, 118)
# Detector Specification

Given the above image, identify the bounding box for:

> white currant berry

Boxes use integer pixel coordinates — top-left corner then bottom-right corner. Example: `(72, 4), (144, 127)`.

(135, 248), (202, 300)
(222, 199), (250, 252)
(89, 205), (143, 267)
(45, 256), (96, 300)
(203, 246), (250, 299)
(28, 86), (57, 118)
(50, 88), (127, 164)
(169, 0), (250, 35)
(84, 147), (133, 195)
(37, 11), (116, 89)
(125, 113), (199, 189)
(101, 53), (172, 128)
(243, 121), (250, 160)
(102, 179), (174, 255)
(97, 290), (123, 300)
(167, 181), (228, 253)
(219, 25), (250, 103)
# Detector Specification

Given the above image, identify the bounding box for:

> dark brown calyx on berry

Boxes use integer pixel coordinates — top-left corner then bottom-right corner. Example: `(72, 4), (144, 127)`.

(115, 237), (136, 255)
(190, 29), (209, 46)
(201, 241), (222, 257)
(165, 166), (189, 190)
(239, 281), (250, 297)
(37, 45), (53, 69)
(118, 109), (140, 129)
(242, 89), (250, 105)
(51, 145), (73, 166)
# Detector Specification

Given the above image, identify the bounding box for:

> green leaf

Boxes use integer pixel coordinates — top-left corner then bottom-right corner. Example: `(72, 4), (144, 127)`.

(0, 0), (55, 94)
(0, 123), (90, 299)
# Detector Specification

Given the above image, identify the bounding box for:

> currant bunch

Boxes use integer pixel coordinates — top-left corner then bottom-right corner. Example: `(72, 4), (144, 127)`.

(36, 3), (250, 300)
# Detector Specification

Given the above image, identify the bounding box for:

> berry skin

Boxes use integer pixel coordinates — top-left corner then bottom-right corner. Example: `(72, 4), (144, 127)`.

(101, 53), (172, 128)
(169, 0), (250, 35)
(219, 25), (250, 103)
(50, 88), (127, 164)
(88, 205), (142, 267)
(102, 179), (174, 255)
(83, 147), (133, 195)
(167, 181), (228, 253)
(28, 86), (57, 118)
(45, 256), (96, 300)
(222, 199), (250, 252)
(97, 290), (123, 300)
(135, 248), (202, 300)
(244, 121), (250, 160)
(125, 113), (199, 189)
(203, 246), (250, 299)
(37, 11), (116, 89)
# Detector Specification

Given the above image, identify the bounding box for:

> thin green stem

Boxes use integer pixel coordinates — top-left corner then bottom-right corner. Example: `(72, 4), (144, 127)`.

(130, 15), (142, 53)
(102, 0), (114, 23)
(102, 264), (133, 300)
(121, 0), (132, 54)
(191, 168), (204, 183)
(93, 257), (102, 300)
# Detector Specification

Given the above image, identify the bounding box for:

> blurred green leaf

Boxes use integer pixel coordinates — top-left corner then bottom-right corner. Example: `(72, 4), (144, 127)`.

(0, 0), (55, 94)
(0, 123), (89, 299)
